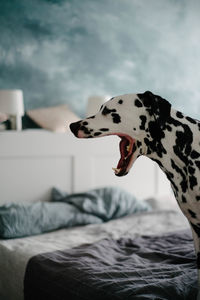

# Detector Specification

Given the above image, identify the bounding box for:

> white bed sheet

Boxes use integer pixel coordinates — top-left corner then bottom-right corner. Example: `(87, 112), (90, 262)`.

(0, 209), (189, 300)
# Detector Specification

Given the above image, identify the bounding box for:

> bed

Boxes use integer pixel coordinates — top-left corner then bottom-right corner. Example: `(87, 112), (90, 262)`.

(0, 130), (197, 300)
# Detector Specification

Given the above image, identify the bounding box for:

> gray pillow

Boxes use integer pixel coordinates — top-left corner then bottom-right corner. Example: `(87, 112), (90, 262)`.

(0, 202), (101, 239)
(52, 186), (152, 221)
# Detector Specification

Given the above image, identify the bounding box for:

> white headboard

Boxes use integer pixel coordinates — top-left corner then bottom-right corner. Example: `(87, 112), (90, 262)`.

(0, 130), (172, 204)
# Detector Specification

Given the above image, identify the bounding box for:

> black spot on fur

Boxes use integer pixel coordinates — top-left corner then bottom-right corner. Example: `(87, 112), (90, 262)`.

(167, 171), (174, 180)
(166, 125), (172, 131)
(138, 91), (171, 128)
(111, 113), (121, 123)
(118, 99), (123, 104)
(135, 99), (143, 107)
(137, 92), (152, 108)
(188, 166), (195, 174)
(87, 115), (95, 119)
(94, 132), (102, 136)
(196, 196), (200, 201)
(186, 116), (196, 124)
(132, 143), (137, 153)
(102, 106), (116, 115)
(195, 161), (200, 170)
(136, 145), (142, 155)
(188, 209), (196, 218)
(176, 111), (184, 119)
(189, 175), (197, 190)
(171, 159), (187, 193)
(99, 128), (109, 131)
(144, 137), (150, 147)
(189, 160), (194, 166)
(190, 223), (200, 237)
(168, 117), (181, 127)
(145, 121), (167, 158)
(139, 115), (147, 130)
(191, 150), (200, 159)
(149, 121), (165, 141)
(182, 195), (187, 203)
(82, 121), (88, 125)
(152, 159), (176, 191)
(144, 137), (166, 157)
(171, 182), (179, 194)
(80, 126), (91, 135)
(146, 148), (152, 156)
(137, 141), (142, 148)
(171, 121), (193, 166)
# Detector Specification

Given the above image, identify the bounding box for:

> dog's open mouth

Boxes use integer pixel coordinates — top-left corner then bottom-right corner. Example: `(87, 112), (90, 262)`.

(113, 135), (137, 177)
(69, 121), (138, 177)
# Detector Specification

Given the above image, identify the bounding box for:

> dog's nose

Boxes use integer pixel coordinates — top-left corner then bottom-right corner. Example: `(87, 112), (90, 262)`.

(69, 121), (81, 136)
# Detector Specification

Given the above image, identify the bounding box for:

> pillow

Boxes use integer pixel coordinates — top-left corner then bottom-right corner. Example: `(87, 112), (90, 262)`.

(0, 202), (101, 239)
(27, 104), (80, 132)
(22, 113), (41, 129)
(51, 186), (152, 221)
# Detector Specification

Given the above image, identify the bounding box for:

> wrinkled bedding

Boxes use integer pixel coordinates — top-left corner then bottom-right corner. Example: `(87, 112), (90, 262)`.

(0, 209), (189, 300)
(24, 230), (198, 300)
(0, 187), (151, 239)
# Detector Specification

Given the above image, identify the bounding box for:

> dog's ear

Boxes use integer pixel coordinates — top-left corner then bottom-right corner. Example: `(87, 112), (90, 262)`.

(138, 91), (171, 128)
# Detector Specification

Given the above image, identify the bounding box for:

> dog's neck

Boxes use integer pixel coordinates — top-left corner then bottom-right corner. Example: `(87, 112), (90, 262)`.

(143, 107), (199, 184)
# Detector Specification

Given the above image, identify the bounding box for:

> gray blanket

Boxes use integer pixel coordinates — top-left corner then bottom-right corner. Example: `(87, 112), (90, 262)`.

(24, 229), (198, 300)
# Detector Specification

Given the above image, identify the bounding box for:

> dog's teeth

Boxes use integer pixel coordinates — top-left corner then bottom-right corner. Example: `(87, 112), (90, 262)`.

(112, 168), (121, 174)
(126, 145), (131, 152)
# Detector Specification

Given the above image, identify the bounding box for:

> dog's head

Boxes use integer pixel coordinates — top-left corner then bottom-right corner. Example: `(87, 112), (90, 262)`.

(70, 91), (171, 177)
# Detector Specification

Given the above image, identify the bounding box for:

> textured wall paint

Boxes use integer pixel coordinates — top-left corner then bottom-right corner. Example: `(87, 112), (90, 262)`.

(0, 0), (200, 117)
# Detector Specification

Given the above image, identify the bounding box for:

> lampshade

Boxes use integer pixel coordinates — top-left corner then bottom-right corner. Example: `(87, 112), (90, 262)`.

(0, 90), (24, 116)
(86, 96), (107, 117)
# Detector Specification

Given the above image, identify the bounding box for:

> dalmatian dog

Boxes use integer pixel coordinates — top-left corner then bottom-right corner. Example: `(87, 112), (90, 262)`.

(70, 91), (200, 298)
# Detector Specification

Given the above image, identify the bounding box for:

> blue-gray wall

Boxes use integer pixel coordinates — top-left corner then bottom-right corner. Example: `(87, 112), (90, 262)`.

(0, 0), (200, 118)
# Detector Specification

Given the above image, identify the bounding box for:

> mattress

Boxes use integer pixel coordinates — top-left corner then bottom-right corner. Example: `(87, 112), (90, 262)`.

(0, 209), (189, 300)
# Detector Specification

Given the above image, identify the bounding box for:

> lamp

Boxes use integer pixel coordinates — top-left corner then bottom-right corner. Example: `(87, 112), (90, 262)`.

(86, 96), (109, 117)
(0, 90), (24, 130)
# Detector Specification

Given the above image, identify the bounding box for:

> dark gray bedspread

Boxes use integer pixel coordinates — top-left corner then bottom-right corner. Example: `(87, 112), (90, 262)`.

(24, 230), (198, 300)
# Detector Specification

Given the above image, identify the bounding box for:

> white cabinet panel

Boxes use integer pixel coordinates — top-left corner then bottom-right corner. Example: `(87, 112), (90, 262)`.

(74, 155), (157, 200)
(0, 156), (72, 204)
(0, 131), (173, 204)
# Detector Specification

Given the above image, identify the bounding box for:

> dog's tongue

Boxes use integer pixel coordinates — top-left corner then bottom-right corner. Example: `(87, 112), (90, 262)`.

(117, 138), (129, 168)
(113, 136), (136, 176)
